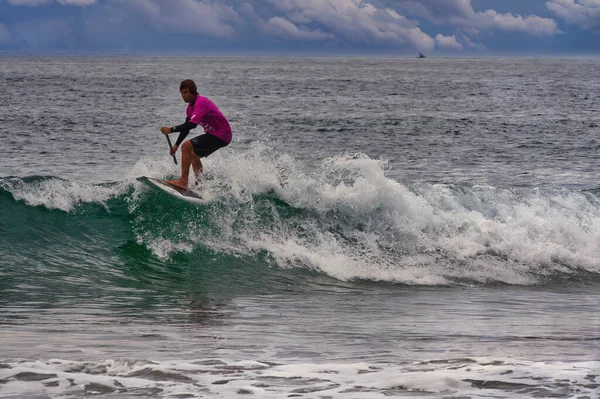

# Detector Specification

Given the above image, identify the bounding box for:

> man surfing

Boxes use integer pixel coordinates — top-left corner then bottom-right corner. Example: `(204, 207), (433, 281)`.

(160, 79), (232, 190)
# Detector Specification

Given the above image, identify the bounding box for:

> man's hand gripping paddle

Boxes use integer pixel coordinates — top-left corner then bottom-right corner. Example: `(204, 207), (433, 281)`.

(166, 135), (178, 165)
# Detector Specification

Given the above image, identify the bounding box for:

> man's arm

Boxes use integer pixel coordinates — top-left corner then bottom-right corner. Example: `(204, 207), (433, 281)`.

(160, 118), (198, 153)
(170, 118), (198, 146)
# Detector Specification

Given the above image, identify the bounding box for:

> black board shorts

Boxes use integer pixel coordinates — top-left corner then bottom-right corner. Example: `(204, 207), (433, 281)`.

(190, 133), (229, 158)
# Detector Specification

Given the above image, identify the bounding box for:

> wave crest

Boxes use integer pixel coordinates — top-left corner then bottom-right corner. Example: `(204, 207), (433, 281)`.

(2, 149), (600, 286)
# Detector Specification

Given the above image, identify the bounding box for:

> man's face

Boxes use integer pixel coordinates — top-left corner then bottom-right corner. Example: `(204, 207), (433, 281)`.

(180, 88), (195, 103)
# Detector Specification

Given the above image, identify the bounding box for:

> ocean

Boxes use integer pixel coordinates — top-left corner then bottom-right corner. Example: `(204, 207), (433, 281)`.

(0, 56), (599, 398)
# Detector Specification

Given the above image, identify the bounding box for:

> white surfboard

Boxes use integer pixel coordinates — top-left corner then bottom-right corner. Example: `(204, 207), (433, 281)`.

(137, 176), (205, 204)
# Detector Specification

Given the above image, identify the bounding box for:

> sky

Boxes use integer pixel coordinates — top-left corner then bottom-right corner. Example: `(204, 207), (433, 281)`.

(0, 0), (598, 55)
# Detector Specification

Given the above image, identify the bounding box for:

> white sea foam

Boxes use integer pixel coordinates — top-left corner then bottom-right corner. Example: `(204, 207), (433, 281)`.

(0, 357), (597, 398)
(190, 146), (600, 285)
(0, 176), (128, 212)
(123, 144), (600, 284)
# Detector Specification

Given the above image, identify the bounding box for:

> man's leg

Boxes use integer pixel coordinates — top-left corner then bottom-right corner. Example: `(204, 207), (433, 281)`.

(166, 140), (195, 190)
(190, 154), (203, 186)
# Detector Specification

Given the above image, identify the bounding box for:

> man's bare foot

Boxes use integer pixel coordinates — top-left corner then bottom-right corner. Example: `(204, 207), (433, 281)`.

(165, 179), (187, 190)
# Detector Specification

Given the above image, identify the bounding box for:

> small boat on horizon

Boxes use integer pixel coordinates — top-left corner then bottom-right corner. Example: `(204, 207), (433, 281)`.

(418, 53), (426, 58)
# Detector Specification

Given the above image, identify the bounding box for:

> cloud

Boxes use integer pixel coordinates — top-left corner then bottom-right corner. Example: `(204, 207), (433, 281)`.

(7, 0), (48, 5)
(478, 9), (559, 37)
(110, 0), (240, 39)
(262, 0), (435, 50)
(398, 0), (560, 37)
(0, 0), (575, 54)
(7, 0), (98, 5)
(546, 0), (600, 31)
(435, 33), (463, 50)
(10, 17), (77, 49)
(0, 23), (11, 45)
(58, 0), (98, 5)
(264, 16), (334, 41)
(455, 28), (486, 50)
(396, 0), (472, 23)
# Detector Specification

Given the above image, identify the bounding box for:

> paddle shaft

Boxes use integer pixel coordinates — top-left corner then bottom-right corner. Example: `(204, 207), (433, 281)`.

(166, 135), (178, 165)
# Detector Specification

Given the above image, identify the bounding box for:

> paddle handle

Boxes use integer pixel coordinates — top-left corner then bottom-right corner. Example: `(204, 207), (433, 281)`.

(166, 135), (178, 165)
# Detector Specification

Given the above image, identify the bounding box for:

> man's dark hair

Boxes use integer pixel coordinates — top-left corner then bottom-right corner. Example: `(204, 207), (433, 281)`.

(179, 79), (198, 94)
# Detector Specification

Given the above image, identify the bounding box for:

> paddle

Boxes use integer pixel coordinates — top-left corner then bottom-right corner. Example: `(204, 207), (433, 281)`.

(165, 135), (178, 165)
